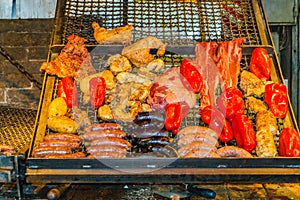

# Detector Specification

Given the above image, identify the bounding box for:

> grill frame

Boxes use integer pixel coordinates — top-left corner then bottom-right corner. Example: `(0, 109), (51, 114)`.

(26, 0), (300, 184)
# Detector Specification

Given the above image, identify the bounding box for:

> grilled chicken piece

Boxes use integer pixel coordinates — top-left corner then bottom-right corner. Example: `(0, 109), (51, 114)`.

(239, 70), (265, 97)
(245, 96), (267, 113)
(122, 36), (167, 67)
(92, 22), (132, 44)
(255, 110), (278, 157)
(98, 104), (113, 121)
(106, 54), (132, 75)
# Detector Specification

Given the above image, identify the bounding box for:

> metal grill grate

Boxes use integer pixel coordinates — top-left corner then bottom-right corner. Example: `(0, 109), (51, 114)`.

(59, 0), (262, 45)
(0, 107), (36, 154)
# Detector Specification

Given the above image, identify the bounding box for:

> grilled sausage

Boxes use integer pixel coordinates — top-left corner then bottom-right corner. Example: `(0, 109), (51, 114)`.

(90, 137), (132, 150)
(31, 147), (72, 158)
(86, 145), (127, 154)
(177, 126), (218, 140)
(129, 129), (169, 139)
(183, 150), (221, 158)
(43, 133), (82, 143)
(216, 146), (253, 158)
(177, 132), (219, 147)
(83, 129), (126, 141)
(87, 152), (126, 158)
(38, 140), (80, 150)
(178, 141), (216, 157)
(44, 152), (86, 158)
(84, 123), (122, 132)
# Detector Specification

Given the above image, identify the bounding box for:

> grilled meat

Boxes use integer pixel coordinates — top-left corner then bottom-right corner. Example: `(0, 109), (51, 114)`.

(245, 96), (267, 113)
(239, 70), (265, 97)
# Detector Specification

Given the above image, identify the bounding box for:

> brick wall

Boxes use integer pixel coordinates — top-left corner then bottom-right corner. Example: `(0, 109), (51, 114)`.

(0, 19), (54, 109)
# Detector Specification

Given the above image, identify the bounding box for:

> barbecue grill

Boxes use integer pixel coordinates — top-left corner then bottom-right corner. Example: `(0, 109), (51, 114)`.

(26, 0), (300, 184)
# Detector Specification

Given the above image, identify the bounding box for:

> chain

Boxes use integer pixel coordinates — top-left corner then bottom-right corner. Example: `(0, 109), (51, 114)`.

(0, 46), (42, 90)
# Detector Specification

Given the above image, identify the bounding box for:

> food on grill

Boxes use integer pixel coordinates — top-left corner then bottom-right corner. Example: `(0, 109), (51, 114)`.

(72, 107), (91, 129)
(147, 68), (196, 110)
(177, 126), (218, 140)
(232, 114), (256, 153)
(175, 126), (220, 158)
(47, 116), (78, 134)
(44, 133), (82, 143)
(199, 106), (233, 143)
(89, 137), (132, 150)
(178, 141), (217, 157)
(249, 48), (271, 81)
(239, 70), (265, 97)
(183, 150), (221, 158)
(180, 58), (204, 93)
(89, 76), (106, 110)
(255, 110), (278, 157)
(87, 145), (127, 154)
(83, 129), (127, 141)
(245, 96), (267, 113)
(217, 87), (245, 122)
(106, 54), (132, 75)
(110, 82), (150, 121)
(87, 152), (126, 158)
(37, 140), (80, 150)
(31, 146), (72, 158)
(216, 38), (245, 89)
(279, 127), (300, 157)
(264, 82), (289, 118)
(122, 36), (167, 67)
(0, 144), (15, 156)
(48, 97), (68, 117)
(145, 58), (165, 73)
(84, 123), (122, 132)
(40, 35), (95, 79)
(195, 41), (218, 108)
(216, 146), (253, 158)
(97, 104), (114, 121)
(177, 132), (219, 148)
(116, 72), (152, 86)
(44, 152), (86, 158)
(164, 103), (183, 134)
(92, 22), (132, 44)
(57, 76), (78, 109)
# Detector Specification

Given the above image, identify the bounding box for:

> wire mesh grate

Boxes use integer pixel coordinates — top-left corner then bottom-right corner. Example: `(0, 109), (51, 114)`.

(58, 0), (262, 45)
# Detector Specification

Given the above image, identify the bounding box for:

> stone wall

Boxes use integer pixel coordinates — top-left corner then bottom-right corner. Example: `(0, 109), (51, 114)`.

(0, 19), (54, 109)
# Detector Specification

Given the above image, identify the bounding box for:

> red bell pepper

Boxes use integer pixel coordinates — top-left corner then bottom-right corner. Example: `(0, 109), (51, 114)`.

(180, 58), (203, 93)
(264, 83), (288, 118)
(164, 103), (182, 134)
(217, 87), (245, 122)
(249, 48), (271, 81)
(200, 106), (233, 142)
(231, 114), (256, 152)
(57, 76), (78, 108)
(279, 127), (300, 157)
(89, 76), (106, 110)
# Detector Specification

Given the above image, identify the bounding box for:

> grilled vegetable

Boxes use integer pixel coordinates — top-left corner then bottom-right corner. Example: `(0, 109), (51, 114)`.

(97, 104), (113, 121)
(279, 127), (300, 157)
(217, 87), (245, 122)
(47, 116), (78, 134)
(180, 58), (203, 93)
(164, 103), (182, 134)
(232, 114), (256, 153)
(249, 48), (271, 81)
(89, 76), (106, 109)
(264, 82), (288, 118)
(57, 76), (78, 108)
(48, 97), (68, 117)
(200, 106), (233, 143)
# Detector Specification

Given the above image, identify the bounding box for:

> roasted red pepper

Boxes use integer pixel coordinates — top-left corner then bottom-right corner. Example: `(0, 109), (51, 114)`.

(249, 48), (271, 81)
(217, 87), (245, 122)
(164, 103), (182, 134)
(264, 83), (288, 118)
(57, 76), (78, 108)
(180, 58), (203, 93)
(200, 106), (233, 142)
(231, 114), (256, 152)
(279, 127), (300, 157)
(89, 76), (106, 110)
